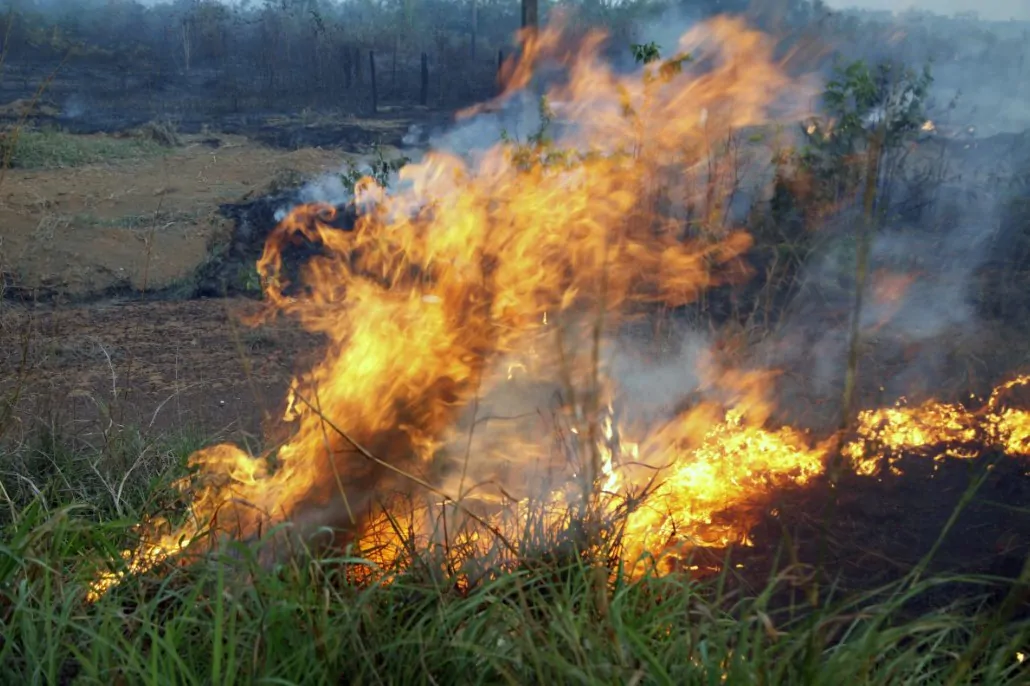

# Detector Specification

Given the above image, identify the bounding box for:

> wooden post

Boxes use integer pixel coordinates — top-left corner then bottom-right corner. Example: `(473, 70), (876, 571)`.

(470, 0), (478, 59)
(521, 0), (538, 34)
(392, 36), (398, 90)
(369, 50), (378, 114)
(497, 49), (504, 95)
(420, 52), (429, 106)
(520, 0), (538, 92)
(343, 46), (352, 89)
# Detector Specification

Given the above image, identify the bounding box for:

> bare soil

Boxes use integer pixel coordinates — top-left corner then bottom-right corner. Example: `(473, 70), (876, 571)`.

(0, 134), (348, 298)
(1, 297), (322, 442)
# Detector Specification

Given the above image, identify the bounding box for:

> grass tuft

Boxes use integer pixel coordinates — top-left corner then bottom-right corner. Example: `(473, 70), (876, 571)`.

(0, 129), (169, 170)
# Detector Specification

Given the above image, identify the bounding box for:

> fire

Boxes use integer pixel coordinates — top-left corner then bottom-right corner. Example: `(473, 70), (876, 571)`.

(844, 376), (1030, 476)
(86, 16), (1030, 600)
(617, 408), (825, 570)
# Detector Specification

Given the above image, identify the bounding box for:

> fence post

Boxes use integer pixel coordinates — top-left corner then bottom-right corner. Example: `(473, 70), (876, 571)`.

(470, 0), (478, 59)
(392, 36), (398, 89)
(343, 46), (352, 89)
(420, 52), (429, 106)
(497, 49), (504, 95)
(369, 50), (378, 115)
(521, 0), (538, 33)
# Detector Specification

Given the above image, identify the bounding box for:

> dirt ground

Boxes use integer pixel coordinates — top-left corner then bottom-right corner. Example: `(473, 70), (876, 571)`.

(0, 130), (361, 443)
(0, 134), (350, 297)
(1, 297), (323, 443)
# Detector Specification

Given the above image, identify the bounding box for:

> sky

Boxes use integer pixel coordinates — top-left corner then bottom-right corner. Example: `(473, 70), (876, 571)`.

(823, 0), (1030, 21)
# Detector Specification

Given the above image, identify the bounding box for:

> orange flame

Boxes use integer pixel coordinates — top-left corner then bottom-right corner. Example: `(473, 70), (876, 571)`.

(86, 17), (1030, 600)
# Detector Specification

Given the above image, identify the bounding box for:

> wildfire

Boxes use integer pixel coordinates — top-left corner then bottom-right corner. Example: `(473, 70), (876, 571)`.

(86, 16), (1030, 601)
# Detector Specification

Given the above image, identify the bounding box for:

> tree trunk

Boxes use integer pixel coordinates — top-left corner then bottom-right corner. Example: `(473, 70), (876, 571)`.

(392, 35), (398, 91)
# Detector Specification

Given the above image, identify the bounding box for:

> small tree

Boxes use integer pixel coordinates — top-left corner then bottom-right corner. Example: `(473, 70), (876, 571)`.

(779, 58), (933, 226)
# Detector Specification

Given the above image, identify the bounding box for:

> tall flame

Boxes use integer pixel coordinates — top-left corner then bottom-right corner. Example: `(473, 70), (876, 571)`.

(88, 17), (1030, 600)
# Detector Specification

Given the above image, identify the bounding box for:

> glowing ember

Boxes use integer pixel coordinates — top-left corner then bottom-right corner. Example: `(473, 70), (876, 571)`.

(86, 16), (1030, 601)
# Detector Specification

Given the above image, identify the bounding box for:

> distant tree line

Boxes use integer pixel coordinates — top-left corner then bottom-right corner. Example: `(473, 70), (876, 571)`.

(0, 0), (1024, 114)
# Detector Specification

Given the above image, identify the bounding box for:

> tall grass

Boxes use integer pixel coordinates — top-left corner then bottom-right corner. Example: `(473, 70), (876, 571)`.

(0, 422), (1028, 685)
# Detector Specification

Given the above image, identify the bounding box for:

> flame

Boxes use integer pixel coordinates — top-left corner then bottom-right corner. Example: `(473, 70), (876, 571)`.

(86, 17), (1030, 600)
(843, 375), (1030, 476)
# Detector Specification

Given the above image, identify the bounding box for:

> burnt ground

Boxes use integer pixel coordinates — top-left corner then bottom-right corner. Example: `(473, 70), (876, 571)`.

(1, 98), (450, 151)
(734, 453), (1030, 609)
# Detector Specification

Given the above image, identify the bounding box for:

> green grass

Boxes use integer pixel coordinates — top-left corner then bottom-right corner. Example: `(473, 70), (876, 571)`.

(0, 431), (1027, 685)
(1, 129), (168, 170)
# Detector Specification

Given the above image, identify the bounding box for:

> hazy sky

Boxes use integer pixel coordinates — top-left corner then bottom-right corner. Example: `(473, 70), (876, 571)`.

(823, 0), (1030, 21)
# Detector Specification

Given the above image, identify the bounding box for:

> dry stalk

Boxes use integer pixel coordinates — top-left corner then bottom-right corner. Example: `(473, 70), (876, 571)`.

(835, 122), (886, 476)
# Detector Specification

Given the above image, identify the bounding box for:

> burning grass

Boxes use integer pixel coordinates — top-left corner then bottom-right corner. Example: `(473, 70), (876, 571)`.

(0, 459), (1027, 684)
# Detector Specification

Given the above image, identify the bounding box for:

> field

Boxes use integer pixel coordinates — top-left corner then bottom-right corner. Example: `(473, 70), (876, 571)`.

(2, 1), (1030, 684)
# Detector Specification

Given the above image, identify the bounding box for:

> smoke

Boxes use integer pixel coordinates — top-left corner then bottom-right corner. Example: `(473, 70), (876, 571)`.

(62, 94), (89, 119)
(823, 3), (1030, 137)
(609, 324), (714, 427)
(822, 1), (1030, 22)
(752, 143), (1023, 432)
(278, 5), (1026, 446)
(629, 4), (704, 63)
(429, 91), (546, 157)
(618, 2), (1029, 425)
(280, 92), (554, 217)
(428, 316), (718, 515)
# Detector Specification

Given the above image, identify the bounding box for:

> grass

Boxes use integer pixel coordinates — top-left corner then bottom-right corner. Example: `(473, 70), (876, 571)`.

(0, 428), (1027, 685)
(0, 129), (169, 170)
